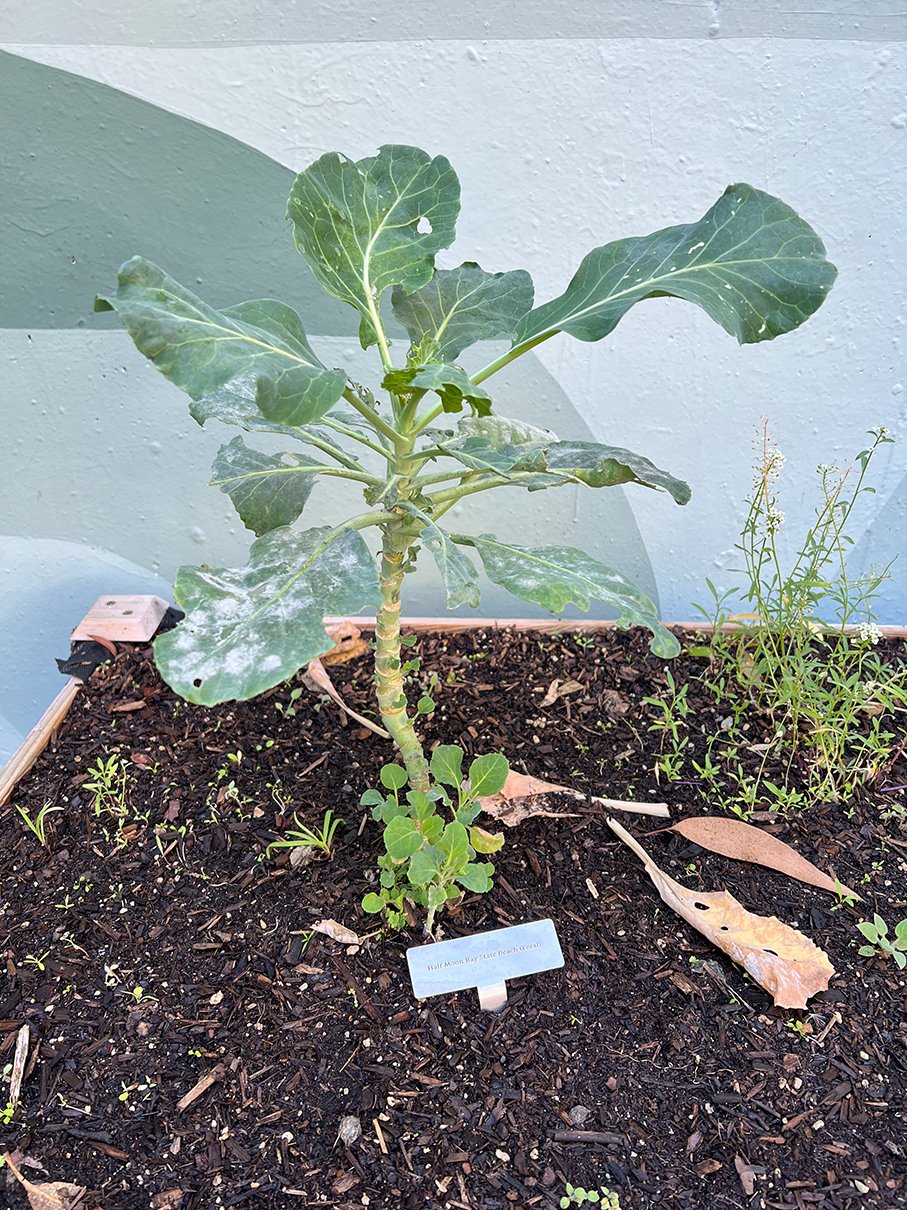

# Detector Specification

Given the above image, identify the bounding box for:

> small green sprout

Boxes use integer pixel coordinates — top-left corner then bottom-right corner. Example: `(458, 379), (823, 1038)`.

(15, 801), (62, 847)
(84, 753), (130, 818)
(786, 1018), (811, 1041)
(561, 1184), (621, 1209)
(857, 914), (907, 969)
(265, 809), (344, 859)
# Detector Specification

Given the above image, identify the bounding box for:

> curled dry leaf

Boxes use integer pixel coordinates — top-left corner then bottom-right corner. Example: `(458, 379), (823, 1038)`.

(321, 621), (370, 666)
(311, 919), (360, 946)
(479, 768), (669, 826)
(608, 818), (834, 1010)
(540, 678), (584, 707)
(668, 816), (860, 901)
(303, 659), (390, 739)
(3, 1155), (86, 1210)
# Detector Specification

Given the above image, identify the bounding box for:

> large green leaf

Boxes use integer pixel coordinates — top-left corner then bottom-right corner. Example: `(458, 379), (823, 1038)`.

(210, 436), (324, 535)
(287, 144), (460, 348)
(391, 262), (534, 361)
(155, 526), (379, 705)
(407, 507), (480, 609)
(383, 363), (491, 416)
(95, 258), (347, 424)
(440, 432), (689, 503)
(453, 533), (679, 657)
(189, 378), (362, 466)
(515, 184), (836, 348)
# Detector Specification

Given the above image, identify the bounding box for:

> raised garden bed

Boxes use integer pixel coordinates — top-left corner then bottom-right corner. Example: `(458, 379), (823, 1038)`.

(2, 622), (905, 1209)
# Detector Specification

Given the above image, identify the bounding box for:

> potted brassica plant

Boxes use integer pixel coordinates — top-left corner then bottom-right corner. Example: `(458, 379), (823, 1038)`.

(97, 144), (835, 927)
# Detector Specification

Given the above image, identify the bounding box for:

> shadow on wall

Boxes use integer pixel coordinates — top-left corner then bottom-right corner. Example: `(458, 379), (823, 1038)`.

(0, 49), (672, 761)
(0, 49), (352, 332)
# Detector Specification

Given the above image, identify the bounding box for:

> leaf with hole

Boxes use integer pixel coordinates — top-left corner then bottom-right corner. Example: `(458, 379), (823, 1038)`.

(609, 819), (834, 1009)
(287, 144), (460, 348)
(515, 184), (836, 349)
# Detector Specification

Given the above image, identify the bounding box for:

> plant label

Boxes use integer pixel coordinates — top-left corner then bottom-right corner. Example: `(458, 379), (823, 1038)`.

(406, 918), (563, 1011)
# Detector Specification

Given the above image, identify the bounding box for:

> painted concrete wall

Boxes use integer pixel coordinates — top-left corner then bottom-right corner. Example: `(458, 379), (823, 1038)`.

(2, 2), (906, 762)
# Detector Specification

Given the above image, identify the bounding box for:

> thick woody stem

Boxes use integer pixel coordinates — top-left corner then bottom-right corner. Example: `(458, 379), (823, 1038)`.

(374, 518), (430, 792)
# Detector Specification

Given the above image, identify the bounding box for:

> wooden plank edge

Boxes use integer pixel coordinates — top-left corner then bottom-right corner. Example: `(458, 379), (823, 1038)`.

(0, 677), (82, 807)
(326, 616), (907, 637)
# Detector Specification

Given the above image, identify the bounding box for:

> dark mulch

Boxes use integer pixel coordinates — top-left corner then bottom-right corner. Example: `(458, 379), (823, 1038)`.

(2, 627), (906, 1210)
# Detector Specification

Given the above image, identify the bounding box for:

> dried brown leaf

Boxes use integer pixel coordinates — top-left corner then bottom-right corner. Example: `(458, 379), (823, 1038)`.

(3, 1156), (86, 1210)
(304, 659), (390, 738)
(480, 769), (669, 825)
(600, 688), (630, 717)
(311, 919), (360, 946)
(608, 819), (835, 1009)
(540, 678), (584, 707)
(669, 816), (859, 900)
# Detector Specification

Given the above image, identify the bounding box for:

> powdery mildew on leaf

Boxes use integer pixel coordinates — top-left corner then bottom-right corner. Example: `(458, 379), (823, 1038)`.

(155, 526), (379, 705)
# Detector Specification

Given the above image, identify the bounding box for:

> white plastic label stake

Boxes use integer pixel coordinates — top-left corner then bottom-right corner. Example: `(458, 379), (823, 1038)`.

(407, 919), (563, 1012)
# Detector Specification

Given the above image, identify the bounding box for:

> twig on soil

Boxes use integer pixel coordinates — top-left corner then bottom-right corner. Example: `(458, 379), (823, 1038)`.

(9, 1023), (30, 1108)
(551, 1129), (624, 1144)
(372, 1118), (389, 1154)
(176, 1061), (227, 1112)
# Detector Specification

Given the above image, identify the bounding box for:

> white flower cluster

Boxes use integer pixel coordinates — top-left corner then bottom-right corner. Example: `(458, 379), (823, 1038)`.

(765, 505), (785, 532)
(852, 621), (882, 646)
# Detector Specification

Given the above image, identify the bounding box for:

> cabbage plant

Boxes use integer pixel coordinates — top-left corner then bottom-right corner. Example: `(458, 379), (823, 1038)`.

(97, 145), (835, 925)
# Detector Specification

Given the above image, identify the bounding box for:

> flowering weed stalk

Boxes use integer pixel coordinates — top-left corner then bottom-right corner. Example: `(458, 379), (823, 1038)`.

(699, 424), (907, 809)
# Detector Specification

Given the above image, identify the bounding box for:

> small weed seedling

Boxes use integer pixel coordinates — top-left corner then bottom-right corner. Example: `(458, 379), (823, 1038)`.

(15, 801), (62, 847)
(265, 808), (344, 860)
(561, 1184), (621, 1209)
(857, 915), (907, 969)
(643, 670), (689, 782)
(99, 144), (835, 929)
(84, 753), (130, 819)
